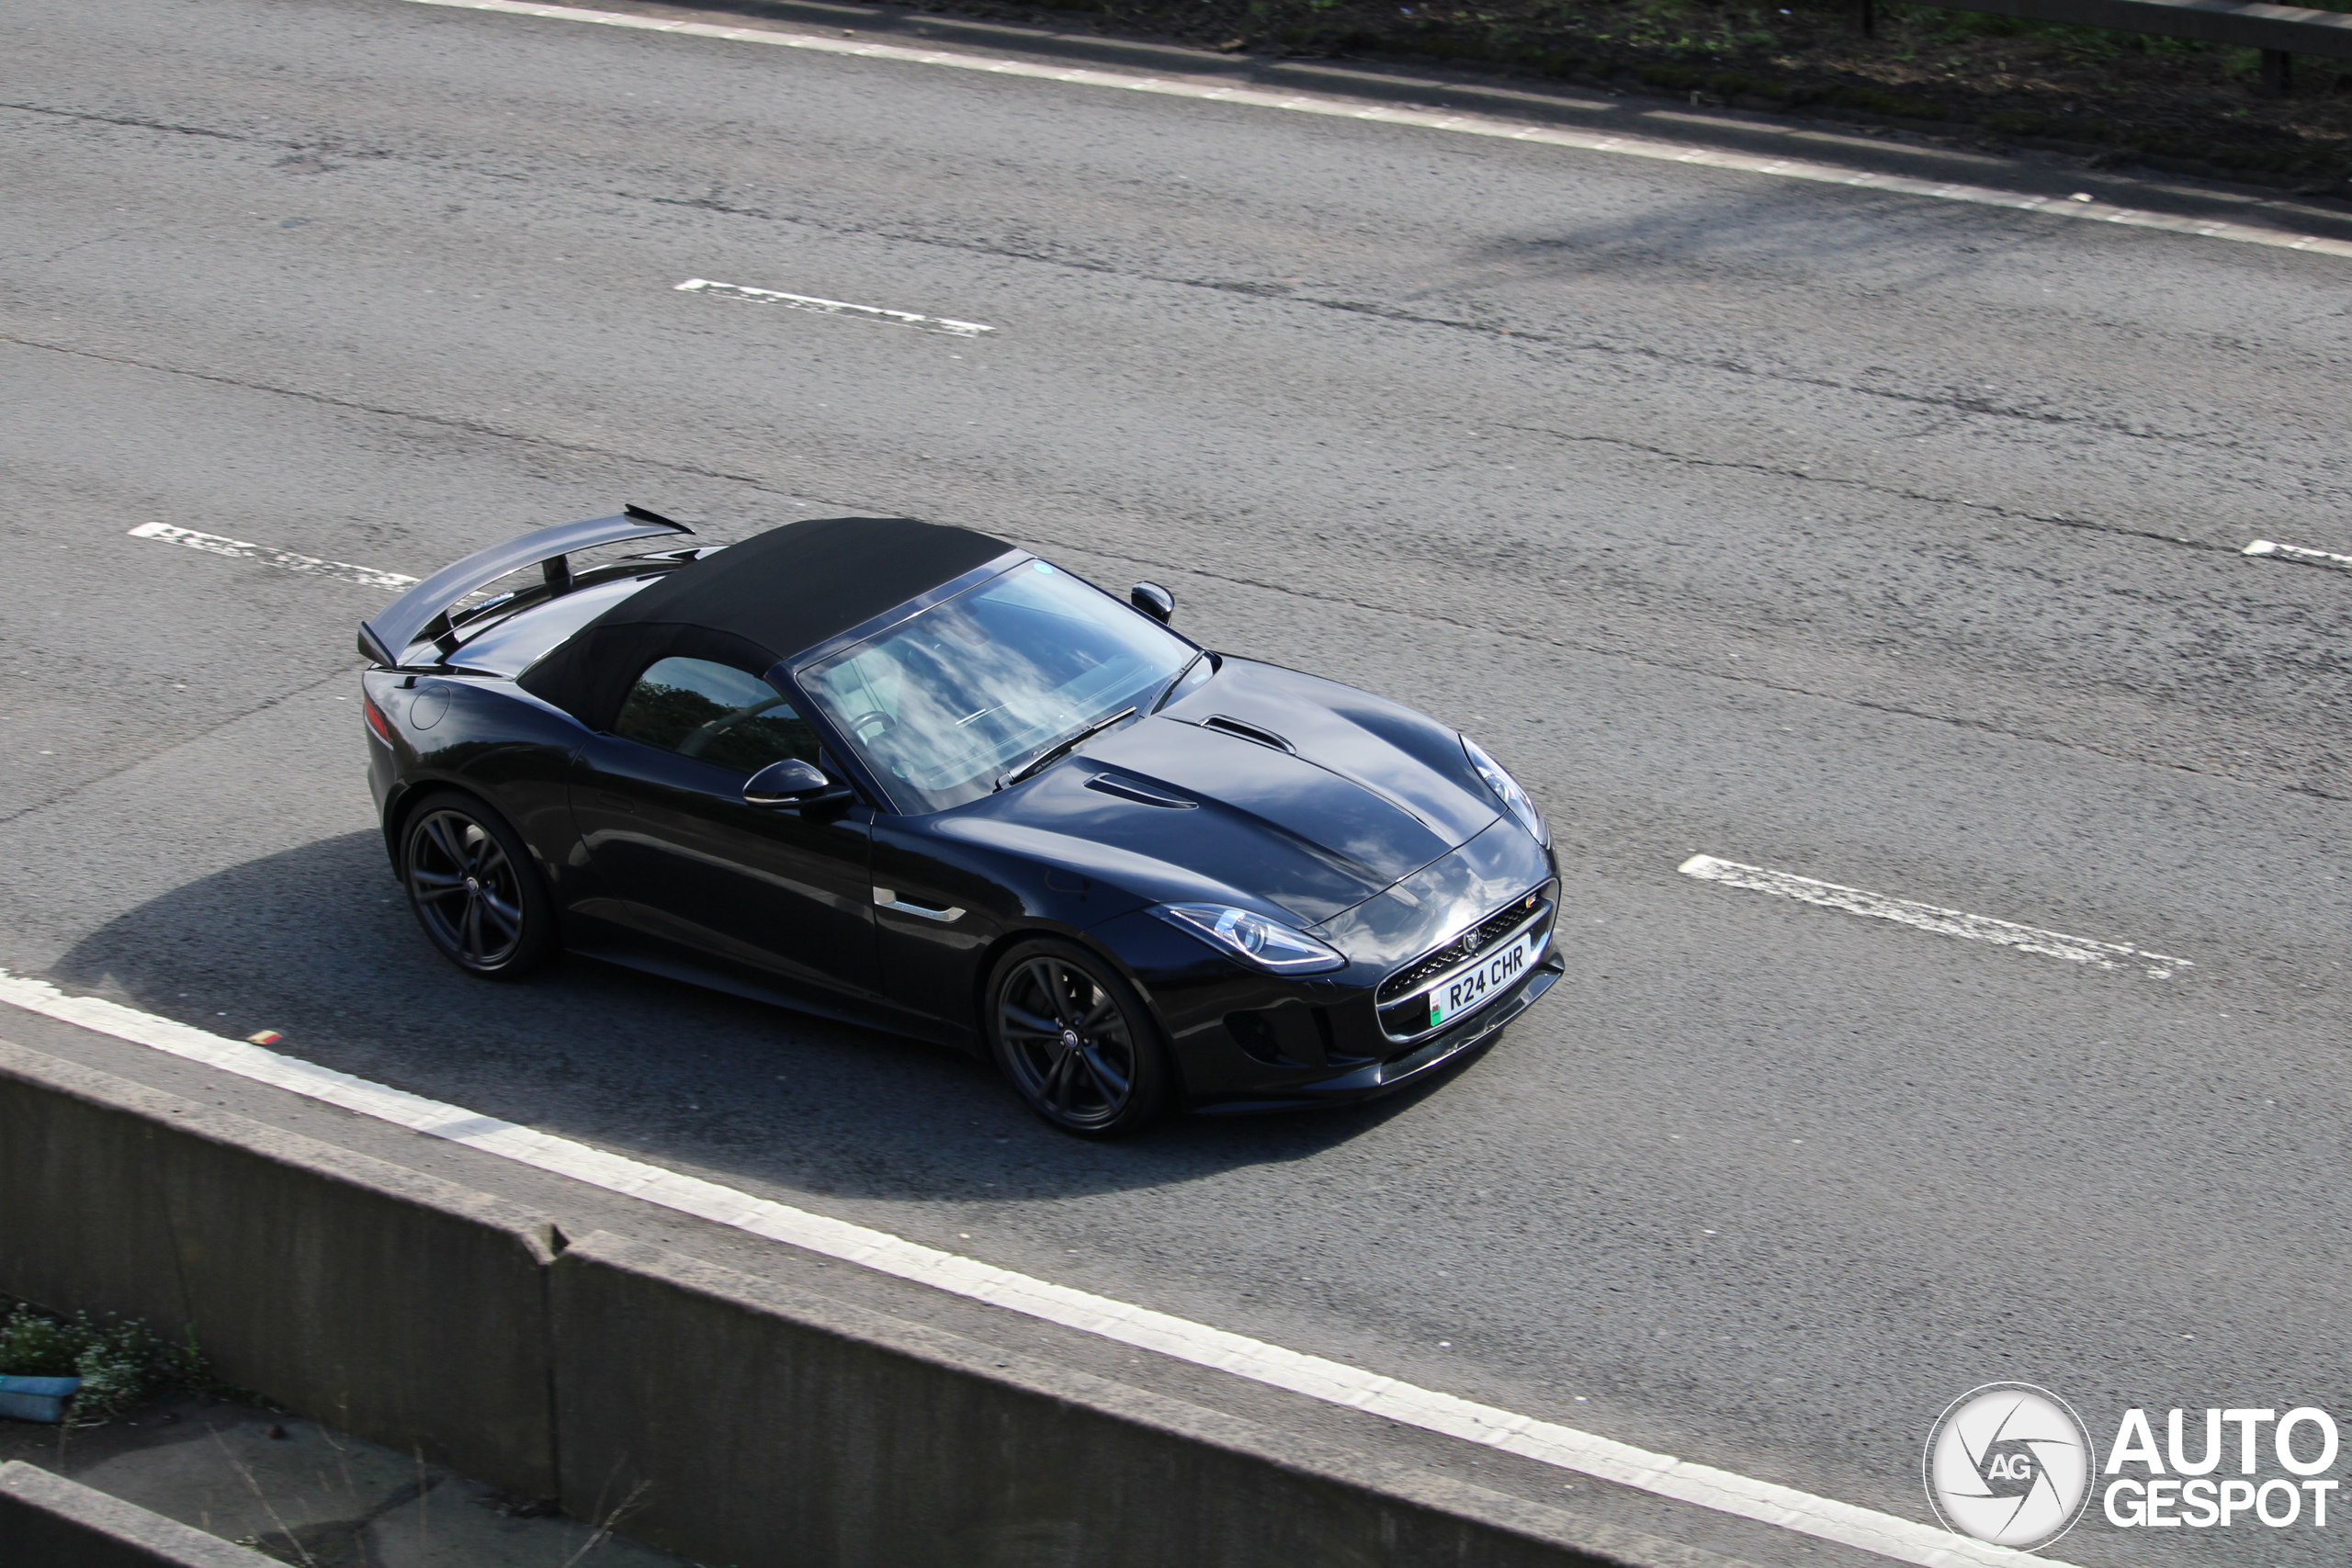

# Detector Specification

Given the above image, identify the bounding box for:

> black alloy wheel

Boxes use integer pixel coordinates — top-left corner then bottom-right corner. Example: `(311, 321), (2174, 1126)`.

(987, 939), (1170, 1137)
(401, 791), (557, 978)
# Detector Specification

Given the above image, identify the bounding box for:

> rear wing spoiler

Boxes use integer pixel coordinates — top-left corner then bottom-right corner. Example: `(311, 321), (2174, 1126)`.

(357, 505), (694, 668)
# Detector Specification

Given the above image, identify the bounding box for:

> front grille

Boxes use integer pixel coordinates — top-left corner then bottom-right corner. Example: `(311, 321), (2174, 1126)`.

(1375, 883), (1554, 1008)
(1373, 883), (1555, 1044)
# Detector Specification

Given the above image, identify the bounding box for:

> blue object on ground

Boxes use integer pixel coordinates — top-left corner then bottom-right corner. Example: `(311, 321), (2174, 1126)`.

(0, 1374), (81, 1423)
(0, 1376), (82, 1397)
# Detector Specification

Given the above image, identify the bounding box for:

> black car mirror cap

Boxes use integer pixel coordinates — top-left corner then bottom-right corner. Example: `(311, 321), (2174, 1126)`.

(743, 758), (845, 807)
(1129, 581), (1176, 623)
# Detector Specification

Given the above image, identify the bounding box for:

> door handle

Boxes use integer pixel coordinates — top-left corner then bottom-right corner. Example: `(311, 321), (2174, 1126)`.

(593, 792), (638, 814)
(872, 887), (964, 923)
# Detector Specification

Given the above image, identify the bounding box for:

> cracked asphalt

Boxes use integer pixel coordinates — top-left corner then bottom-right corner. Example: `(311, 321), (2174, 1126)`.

(5, 0), (2351, 1562)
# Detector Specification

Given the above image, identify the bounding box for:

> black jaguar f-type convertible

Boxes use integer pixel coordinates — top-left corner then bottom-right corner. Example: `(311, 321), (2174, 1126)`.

(358, 508), (1560, 1135)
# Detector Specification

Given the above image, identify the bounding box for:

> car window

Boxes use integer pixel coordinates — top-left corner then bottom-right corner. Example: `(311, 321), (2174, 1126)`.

(611, 656), (821, 773)
(798, 560), (1194, 813)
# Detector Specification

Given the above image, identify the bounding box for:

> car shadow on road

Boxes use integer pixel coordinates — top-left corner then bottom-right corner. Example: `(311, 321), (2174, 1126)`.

(50, 832), (1481, 1204)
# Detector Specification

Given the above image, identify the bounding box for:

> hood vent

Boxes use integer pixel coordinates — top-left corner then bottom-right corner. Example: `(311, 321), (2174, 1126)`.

(1085, 773), (1198, 809)
(1201, 715), (1295, 753)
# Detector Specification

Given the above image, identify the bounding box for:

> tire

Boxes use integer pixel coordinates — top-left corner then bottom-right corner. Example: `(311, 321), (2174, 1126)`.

(986, 938), (1172, 1137)
(398, 790), (560, 979)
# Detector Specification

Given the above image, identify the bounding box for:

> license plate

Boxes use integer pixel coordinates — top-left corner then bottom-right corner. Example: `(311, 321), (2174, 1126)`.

(1424, 926), (1545, 1029)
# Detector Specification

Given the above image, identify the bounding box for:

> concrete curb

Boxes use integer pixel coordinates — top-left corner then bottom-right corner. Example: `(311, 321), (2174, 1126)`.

(0, 1040), (560, 1499)
(0, 1461), (276, 1568)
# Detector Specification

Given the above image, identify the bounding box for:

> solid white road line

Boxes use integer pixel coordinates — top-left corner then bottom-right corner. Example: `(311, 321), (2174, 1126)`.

(0, 964), (2071, 1568)
(2243, 538), (2352, 571)
(1679, 854), (2190, 979)
(128, 522), (416, 592)
(399, 0), (2352, 264)
(676, 277), (994, 337)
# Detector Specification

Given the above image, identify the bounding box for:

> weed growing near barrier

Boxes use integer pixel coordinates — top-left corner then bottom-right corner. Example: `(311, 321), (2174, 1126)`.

(0, 1298), (214, 1423)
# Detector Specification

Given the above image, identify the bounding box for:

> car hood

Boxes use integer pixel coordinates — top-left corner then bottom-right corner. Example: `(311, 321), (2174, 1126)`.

(930, 658), (1503, 924)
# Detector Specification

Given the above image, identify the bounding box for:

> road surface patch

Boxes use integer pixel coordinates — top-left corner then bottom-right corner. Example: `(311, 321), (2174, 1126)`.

(1679, 854), (2190, 978)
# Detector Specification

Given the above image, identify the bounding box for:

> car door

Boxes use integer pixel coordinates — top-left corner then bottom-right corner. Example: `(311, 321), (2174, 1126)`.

(567, 655), (877, 1000)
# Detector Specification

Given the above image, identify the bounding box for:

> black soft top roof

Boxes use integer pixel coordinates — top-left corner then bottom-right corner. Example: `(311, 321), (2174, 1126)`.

(518, 515), (1012, 728)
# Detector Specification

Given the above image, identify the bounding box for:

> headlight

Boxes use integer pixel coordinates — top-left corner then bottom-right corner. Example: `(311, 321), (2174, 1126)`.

(1464, 735), (1547, 845)
(1151, 904), (1347, 975)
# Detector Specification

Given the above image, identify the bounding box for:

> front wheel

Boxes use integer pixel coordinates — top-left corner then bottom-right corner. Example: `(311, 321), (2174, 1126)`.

(400, 790), (559, 979)
(986, 939), (1171, 1137)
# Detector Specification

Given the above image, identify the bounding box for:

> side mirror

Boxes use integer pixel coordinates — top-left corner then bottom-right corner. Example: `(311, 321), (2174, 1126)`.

(1129, 581), (1176, 624)
(743, 758), (842, 807)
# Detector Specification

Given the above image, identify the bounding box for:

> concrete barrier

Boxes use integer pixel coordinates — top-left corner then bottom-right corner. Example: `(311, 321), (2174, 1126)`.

(549, 1231), (1715, 1568)
(0, 1461), (275, 1568)
(0, 1041), (560, 1498)
(0, 1038), (1727, 1568)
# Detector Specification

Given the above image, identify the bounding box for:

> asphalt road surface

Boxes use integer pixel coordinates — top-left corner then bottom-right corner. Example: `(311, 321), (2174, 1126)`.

(6, 0), (2351, 1562)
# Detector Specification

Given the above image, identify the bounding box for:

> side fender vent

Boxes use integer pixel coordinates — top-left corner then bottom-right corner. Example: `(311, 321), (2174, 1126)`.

(1201, 716), (1295, 753)
(1085, 774), (1197, 809)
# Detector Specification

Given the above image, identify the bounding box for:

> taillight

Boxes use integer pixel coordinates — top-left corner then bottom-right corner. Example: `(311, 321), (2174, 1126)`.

(364, 694), (394, 742)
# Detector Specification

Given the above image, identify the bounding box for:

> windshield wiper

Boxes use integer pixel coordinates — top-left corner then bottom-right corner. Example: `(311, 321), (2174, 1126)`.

(997, 706), (1137, 791)
(1149, 650), (1206, 715)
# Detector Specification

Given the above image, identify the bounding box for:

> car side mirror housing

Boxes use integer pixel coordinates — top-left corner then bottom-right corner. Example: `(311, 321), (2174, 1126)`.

(743, 758), (842, 807)
(1130, 581), (1176, 623)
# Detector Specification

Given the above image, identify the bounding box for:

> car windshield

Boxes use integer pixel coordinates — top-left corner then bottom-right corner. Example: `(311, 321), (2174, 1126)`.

(797, 560), (1193, 813)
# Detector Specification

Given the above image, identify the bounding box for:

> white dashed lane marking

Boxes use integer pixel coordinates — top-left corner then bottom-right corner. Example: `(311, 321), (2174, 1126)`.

(402, 0), (2352, 264)
(675, 278), (995, 337)
(0, 964), (2077, 1568)
(129, 522), (416, 591)
(2244, 537), (2352, 571)
(1679, 854), (2190, 978)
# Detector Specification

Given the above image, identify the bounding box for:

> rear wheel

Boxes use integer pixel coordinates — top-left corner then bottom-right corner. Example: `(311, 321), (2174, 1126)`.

(400, 791), (558, 978)
(986, 939), (1171, 1137)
